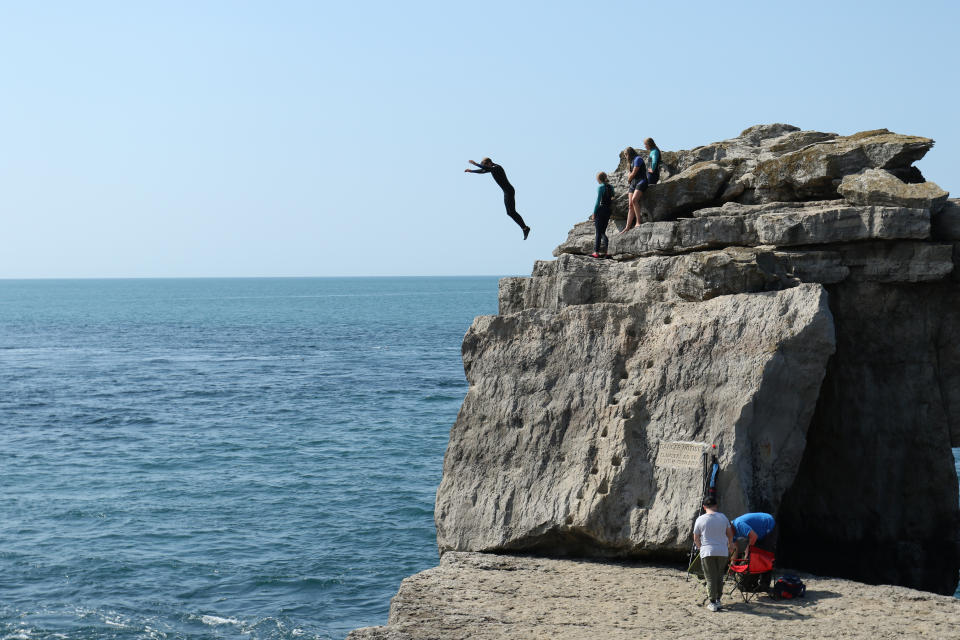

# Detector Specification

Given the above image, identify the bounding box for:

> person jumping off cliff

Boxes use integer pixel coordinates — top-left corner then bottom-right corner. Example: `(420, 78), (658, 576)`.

(465, 158), (531, 240)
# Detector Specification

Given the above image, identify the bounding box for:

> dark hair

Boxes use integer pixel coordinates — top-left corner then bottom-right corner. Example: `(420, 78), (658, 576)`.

(702, 497), (718, 507)
(625, 147), (638, 160)
(596, 171), (608, 183)
(481, 157), (493, 166)
(644, 137), (659, 151)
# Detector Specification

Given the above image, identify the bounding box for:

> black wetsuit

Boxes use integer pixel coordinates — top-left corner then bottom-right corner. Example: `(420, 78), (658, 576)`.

(593, 183), (614, 254)
(469, 163), (528, 230)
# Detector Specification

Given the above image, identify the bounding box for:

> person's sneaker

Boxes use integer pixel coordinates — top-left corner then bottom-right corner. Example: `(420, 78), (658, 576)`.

(706, 601), (718, 612)
(523, 227), (530, 240)
(714, 601), (723, 611)
(591, 253), (600, 258)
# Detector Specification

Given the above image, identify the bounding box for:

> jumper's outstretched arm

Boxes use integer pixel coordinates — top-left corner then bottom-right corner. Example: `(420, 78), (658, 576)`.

(465, 160), (488, 174)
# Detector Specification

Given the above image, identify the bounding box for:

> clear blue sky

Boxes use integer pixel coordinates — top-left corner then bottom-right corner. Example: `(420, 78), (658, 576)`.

(1, 1), (957, 278)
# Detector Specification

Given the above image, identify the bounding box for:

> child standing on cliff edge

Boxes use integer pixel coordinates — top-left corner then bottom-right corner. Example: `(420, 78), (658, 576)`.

(464, 158), (531, 240)
(693, 496), (735, 611)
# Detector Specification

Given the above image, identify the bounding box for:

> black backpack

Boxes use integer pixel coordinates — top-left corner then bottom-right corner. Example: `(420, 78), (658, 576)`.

(773, 574), (806, 599)
(600, 183), (614, 207)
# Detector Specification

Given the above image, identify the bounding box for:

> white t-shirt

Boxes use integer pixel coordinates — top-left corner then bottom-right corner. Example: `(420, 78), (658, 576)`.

(693, 511), (731, 557)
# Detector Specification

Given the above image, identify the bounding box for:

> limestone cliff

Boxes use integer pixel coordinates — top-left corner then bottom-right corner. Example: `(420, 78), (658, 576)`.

(435, 125), (960, 596)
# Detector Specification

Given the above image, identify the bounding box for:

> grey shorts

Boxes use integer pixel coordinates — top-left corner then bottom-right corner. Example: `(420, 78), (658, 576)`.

(629, 179), (648, 193)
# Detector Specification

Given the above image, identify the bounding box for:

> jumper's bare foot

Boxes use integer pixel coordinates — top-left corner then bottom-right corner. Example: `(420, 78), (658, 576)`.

(523, 226), (530, 240)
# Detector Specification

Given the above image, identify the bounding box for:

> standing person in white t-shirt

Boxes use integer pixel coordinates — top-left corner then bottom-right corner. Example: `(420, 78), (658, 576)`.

(692, 497), (735, 611)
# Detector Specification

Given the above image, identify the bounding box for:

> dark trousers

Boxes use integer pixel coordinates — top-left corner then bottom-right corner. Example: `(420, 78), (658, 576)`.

(594, 209), (611, 254)
(702, 555), (727, 603)
(503, 189), (526, 229)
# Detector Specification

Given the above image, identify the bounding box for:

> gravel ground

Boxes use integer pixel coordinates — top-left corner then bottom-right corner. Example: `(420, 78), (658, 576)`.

(348, 552), (960, 640)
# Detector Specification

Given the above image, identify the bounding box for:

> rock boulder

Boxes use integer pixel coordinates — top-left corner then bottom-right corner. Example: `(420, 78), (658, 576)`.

(435, 285), (835, 556)
(607, 126), (934, 221)
(641, 162), (731, 221)
(838, 168), (949, 211)
(750, 129), (934, 203)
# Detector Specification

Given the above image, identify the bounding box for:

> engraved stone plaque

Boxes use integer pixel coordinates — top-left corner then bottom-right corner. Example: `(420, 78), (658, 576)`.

(655, 441), (708, 469)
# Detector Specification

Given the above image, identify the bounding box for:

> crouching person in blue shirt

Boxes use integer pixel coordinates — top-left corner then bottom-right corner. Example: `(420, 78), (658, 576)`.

(732, 512), (777, 591)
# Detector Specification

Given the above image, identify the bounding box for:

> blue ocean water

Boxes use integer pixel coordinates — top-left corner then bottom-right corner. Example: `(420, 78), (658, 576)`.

(0, 277), (498, 640)
(1, 278), (959, 640)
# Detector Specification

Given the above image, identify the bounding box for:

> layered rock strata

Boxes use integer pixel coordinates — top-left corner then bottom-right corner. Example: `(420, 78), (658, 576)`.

(604, 125), (935, 221)
(435, 125), (960, 596)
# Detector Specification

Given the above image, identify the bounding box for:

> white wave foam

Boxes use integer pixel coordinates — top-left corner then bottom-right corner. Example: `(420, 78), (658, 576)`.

(103, 617), (129, 628)
(199, 614), (240, 626)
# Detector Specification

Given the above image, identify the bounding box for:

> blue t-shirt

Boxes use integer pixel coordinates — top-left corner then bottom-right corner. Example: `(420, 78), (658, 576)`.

(732, 512), (776, 540)
(631, 156), (646, 183)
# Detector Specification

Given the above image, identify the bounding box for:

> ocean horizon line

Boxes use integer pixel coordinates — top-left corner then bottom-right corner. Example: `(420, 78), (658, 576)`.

(0, 273), (516, 282)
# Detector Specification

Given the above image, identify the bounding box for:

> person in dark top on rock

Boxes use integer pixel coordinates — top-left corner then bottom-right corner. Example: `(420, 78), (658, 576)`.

(589, 172), (614, 258)
(465, 158), (531, 240)
(619, 147), (647, 234)
(645, 137), (661, 185)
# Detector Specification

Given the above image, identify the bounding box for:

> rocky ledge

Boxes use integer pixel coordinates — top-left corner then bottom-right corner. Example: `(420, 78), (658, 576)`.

(348, 552), (960, 640)
(351, 125), (960, 638)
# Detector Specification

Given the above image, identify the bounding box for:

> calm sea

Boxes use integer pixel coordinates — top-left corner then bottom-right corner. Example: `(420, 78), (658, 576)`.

(0, 277), (498, 640)
(1, 278), (958, 640)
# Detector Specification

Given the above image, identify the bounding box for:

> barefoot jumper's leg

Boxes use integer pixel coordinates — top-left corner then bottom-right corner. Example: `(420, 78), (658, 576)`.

(503, 188), (526, 229)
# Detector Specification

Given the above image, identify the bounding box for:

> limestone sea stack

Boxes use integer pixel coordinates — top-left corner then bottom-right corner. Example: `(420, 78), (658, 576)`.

(351, 125), (960, 638)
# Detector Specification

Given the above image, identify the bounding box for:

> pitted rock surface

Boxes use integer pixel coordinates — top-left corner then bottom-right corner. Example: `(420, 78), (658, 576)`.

(435, 285), (835, 556)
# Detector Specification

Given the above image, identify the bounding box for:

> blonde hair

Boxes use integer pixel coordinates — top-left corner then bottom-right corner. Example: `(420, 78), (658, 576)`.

(596, 171), (608, 183)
